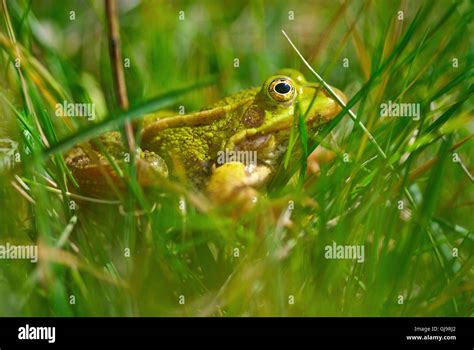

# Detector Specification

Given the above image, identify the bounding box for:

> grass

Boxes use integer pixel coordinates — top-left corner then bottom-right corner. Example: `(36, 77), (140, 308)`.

(0, 0), (472, 316)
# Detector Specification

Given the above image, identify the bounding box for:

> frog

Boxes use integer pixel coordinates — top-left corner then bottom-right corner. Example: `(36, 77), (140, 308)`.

(65, 69), (346, 202)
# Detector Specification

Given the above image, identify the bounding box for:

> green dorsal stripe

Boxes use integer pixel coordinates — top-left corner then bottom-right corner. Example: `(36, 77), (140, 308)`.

(141, 98), (253, 144)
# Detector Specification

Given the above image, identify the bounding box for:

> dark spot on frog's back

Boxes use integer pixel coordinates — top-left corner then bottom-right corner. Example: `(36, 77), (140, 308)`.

(242, 104), (265, 128)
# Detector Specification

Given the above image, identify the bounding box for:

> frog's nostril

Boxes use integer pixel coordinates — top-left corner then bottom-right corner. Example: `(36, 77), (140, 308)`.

(275, 82), (291, 94)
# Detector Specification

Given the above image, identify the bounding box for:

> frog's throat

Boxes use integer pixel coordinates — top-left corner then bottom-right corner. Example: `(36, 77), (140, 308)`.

(141, 98), (254, 145)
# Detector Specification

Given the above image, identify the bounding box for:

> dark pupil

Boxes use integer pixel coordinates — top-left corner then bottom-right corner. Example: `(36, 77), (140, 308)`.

(275, 82), (291, 94)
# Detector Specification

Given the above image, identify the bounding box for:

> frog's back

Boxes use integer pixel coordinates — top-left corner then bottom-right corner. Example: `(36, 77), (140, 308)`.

(141, 88), (259, 186)
(205, 87), (259, 109)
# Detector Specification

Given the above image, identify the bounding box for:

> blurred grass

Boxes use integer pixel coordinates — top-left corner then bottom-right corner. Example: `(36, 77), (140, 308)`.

(0, 0), (472, 316)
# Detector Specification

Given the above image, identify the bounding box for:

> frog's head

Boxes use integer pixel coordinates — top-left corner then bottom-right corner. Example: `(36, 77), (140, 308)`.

(229, 69), (346, 165)
(259, 68), (347, 126)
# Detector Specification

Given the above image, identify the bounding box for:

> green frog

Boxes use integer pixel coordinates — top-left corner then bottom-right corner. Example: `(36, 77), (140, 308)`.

(65, 69), (346, 201)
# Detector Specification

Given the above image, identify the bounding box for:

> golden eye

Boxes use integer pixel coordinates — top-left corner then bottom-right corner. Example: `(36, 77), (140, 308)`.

(268, 78), (296, 103)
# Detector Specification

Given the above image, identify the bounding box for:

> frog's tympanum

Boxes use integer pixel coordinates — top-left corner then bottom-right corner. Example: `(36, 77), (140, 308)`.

(65, 69), (346, 203)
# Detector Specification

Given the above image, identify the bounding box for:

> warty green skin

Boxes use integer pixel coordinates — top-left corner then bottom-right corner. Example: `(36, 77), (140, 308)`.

(140, 69), (343, 188)
(66, 69), (345, 194)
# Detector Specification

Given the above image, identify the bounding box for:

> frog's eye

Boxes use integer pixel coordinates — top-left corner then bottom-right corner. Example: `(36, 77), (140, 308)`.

(268, 78), (296, 103)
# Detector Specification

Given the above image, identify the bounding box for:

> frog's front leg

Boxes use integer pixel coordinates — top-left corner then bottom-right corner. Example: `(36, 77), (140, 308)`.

(206, 162), (271, 211)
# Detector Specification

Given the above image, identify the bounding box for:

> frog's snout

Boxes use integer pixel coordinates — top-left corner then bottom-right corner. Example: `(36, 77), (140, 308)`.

(303, 83), (348, 105)
(327, 86), (348, 105)
(300, 84), (348, 124)
(326, 86), (348, 120)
